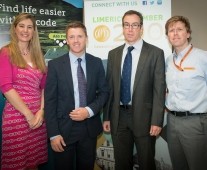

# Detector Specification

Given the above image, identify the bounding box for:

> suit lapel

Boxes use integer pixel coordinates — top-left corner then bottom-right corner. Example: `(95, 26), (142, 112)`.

(133, 41), (149, 93)
(85, 54), (91, 96)
(62, 55), (74, 95)
(114, 45), (125, 93)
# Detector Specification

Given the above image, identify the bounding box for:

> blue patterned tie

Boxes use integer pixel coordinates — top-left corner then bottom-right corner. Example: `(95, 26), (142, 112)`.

(120, 46), (134, 105)
(77, 58), (87, 107)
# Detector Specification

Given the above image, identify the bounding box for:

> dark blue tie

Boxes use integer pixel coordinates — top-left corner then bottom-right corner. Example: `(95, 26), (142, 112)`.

(77, 58), (87, 107)
(120, 46), (134, 105)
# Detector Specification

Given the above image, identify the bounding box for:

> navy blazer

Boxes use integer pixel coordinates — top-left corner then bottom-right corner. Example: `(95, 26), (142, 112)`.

(45, 53), (109, 143)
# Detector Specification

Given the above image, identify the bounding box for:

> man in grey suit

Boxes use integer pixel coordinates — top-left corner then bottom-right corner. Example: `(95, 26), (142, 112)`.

(103, 10), (166, 170)
(45, 21), (109, 170)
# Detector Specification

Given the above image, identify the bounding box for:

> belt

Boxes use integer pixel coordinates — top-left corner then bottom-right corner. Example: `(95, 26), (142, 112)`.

(169, 111), (207, 117)
(120, 105), (132, 110)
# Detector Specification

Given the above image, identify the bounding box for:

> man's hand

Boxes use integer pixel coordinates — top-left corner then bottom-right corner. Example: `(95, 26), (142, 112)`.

(103, 121), (111, 132)
(50, 135), (66, 152)
(69, 107), (89, 121)
(150, 125), (162, 136)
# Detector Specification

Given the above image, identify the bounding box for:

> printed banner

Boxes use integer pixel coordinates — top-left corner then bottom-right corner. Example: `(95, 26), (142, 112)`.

(0, 0), (83, 63)
(84, 0), (172, 170)
(84, 0), (171, 60)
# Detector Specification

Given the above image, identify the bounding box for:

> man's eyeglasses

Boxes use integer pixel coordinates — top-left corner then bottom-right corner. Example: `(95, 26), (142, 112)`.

(123, 22), (141, 29)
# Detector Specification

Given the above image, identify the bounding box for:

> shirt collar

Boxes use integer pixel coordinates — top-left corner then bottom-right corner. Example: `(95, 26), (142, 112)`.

(174, 44), (192, 59)
(69, 51), (86, 63)
(124, 39), (143, 52)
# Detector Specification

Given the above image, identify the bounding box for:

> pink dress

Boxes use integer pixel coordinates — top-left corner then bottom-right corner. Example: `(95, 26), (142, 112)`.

(0, 48), (48, 170)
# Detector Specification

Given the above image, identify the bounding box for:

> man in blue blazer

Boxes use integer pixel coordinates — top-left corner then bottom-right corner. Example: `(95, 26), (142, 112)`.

(45, 21), (109, 170)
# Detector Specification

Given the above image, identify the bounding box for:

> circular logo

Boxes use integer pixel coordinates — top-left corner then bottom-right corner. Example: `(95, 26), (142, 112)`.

(147, 23), (163, 40)
(93, 25), (110, 42)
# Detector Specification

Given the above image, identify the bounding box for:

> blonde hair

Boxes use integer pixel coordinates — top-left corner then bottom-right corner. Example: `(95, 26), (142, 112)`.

(7, 13), (46, 73)
(165, 16), (192, 42)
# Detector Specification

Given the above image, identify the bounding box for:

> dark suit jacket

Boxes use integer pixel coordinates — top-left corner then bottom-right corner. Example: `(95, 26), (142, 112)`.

(103, 41), (166, 137)
(45, 53), (109, 143)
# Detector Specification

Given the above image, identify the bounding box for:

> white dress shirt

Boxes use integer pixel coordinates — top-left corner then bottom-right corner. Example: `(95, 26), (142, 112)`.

(121, 39), (143, 105)
(69, 52), (94, 117)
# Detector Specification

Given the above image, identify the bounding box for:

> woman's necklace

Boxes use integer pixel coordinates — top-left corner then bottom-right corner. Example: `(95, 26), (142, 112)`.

(20, 49), (30, 56)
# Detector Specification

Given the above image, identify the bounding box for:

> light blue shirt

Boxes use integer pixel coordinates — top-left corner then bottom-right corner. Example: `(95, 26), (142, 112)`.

(69, 51), (94, 117)
(165, 45), (207, 113)
(121, 39), (143, 105)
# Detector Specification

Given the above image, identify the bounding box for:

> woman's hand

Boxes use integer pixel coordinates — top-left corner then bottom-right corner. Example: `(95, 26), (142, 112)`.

(27, 109), (44, 129)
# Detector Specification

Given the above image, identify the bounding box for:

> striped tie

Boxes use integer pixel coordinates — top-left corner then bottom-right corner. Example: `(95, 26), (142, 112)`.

(77, 58), (87, 107)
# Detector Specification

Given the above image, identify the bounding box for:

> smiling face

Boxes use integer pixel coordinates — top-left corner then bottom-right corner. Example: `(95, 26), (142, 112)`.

(66, 27), (88, 57)
(167, 21), (190, 52)
(15, 18), (34, 43)
(123, 14), (143, 45)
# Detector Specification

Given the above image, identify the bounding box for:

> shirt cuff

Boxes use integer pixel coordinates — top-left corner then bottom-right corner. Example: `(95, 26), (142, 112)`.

(85, 106), (94, 118)
(50, 135), (61, 141)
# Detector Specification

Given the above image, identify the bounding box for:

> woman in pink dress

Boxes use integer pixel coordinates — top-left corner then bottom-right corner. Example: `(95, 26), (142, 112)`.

(0, 13), (48, 170)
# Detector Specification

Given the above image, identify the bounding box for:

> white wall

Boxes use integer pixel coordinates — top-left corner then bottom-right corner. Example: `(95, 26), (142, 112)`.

(172, 0), (207, 50)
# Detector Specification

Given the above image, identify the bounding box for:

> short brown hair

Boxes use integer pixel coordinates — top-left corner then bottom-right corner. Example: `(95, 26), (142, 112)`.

(165, 16), (192, 42)
(65, 21), (87, 37)
(122, 10), (143, 27)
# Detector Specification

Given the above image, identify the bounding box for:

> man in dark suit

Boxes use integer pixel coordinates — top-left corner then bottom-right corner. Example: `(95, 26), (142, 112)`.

(103, 10), (166, 170)
(45, 21), (109, 170)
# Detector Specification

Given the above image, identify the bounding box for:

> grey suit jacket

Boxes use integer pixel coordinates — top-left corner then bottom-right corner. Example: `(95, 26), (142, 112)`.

(45, 53), (109, 142)
(103, 41), (166, 137)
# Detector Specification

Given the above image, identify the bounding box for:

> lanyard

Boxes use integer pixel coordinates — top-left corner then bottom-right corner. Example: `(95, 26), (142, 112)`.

(173, 45), (193, 71)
